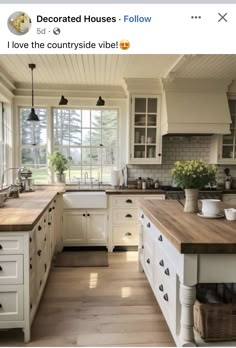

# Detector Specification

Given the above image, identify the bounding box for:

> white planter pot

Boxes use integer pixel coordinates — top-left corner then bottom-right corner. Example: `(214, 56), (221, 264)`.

(184, 189), (199, 213)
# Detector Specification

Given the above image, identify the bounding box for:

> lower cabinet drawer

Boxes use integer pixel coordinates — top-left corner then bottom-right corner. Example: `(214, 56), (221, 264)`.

(112, 226), (138, 245)
(143, 242), (154, 285)
(112, 208), (138, 225)
(0, 255), (23, 285)
(0, 236), (24, 255)
(0, 285), (24, 321)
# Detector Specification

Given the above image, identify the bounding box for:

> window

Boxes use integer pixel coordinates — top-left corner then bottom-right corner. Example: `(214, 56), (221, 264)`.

(20, 108), (48, 183)
(0, 102), (6, 181)
(53, 108), (118, 183)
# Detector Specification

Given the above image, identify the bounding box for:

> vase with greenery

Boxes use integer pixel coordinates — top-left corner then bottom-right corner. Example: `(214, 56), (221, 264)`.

(171, 160), (217, 213)
(48, 150), (72, 183)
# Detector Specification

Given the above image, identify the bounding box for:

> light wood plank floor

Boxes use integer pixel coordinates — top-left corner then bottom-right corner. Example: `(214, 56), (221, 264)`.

(0, 251), (175, 347)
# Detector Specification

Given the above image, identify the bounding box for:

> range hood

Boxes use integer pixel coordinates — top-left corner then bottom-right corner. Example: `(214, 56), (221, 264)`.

(161, 78), (231, 135)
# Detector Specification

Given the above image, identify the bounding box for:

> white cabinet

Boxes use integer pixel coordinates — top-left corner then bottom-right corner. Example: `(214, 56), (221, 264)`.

(63, 210), (107, 246)
(129, 95), (162, 164)
(210, 99), (236, 164)
(108, 194), (165, 251)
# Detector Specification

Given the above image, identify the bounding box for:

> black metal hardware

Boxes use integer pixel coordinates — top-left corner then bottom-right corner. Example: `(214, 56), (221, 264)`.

(158, 235), (163, 242)
(141, 214), (144, 219)
(147, 222), (151, 228)
(53, 207), (55, 210)
(83, 214), (86, 217)
(126, 199), (133, 204)
(158, 153), (162, 157)
(125, 232), (132, 237)
(30, 303), (32, 310)
(125, 214), (132, 218)
(87, 214), (90, 217)
(0, 266), (2, 271)
(142, 245), (144, 249)
(159, 284), (164, 292)
(44, 264), (47, 272)
(30, 264), (32, 269)
(164, 268), (170, 276)
(30, 237), (32, 243)
(37, 250), (41, 256)
(159, 259), (164, 267)
(0, 245), (2, 249)
(40, 280), (42, 286)
(48, 222), (51, 226)
(49, 208), (52, 212)
(146, 258), (150, 264)
(44, 237), (47, 242)
(54, 199), (56, 203)
(38, 225), (42, 231)
(163, 293), (169, 302)
(44, 219), (46, 223)
(0, 304), (2, 308)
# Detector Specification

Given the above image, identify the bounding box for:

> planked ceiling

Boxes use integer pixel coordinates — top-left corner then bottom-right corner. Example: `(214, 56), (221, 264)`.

(0, 54), (236, 88)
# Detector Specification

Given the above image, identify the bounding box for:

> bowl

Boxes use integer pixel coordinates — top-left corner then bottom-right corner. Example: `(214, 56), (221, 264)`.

(201, 199), (221, 216)
(224, 208), (236, 221)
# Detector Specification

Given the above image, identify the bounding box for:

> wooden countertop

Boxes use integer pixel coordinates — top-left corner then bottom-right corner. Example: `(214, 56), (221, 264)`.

(138, 200), (236, 254)
(0, 191), (61, 232)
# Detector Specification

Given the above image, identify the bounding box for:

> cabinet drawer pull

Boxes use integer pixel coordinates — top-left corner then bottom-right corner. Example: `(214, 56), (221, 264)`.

(0, 304), (2, 308)
(87, 214), (90, 217)
(0, 266), (2, 271)
(30, 264), (32, 270)
(126, 199), (133, 204)
(141, 214), (144, 219)
(83, 214), (86, 217)
(30, 237), (32, 243)
(159, 259), (164, 267)
(44, 237), (47, 242)
(0, 245), (2, 250)
(45, 264), (47, 272)
(53, 207), (55, 210)
(163, 293), (169, 302)
(164, 268), (170, 276)
(48, 222), (51, 226)
(38, 225), (42, 231)
(146, 258), (150, 264)
(125, 214), (132, 218)
(147, 222), (151, 228)
(44, 219), (46, 223)
(142, 245), (144, 249)
(49, 208), (52, 212)
(125, 232), (132, 236)
(30, 303), (33, 310)
(158, 235), (163, 242)
(40, 280), (42, 286)
(37, 250), (42, 256)
(54, 199), (56, 203)
(159, 284), (164, 292)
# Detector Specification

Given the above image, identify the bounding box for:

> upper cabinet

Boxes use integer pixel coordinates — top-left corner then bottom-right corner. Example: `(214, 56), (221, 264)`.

(129, 95), (162, 164)
(210, 99), (236, 164)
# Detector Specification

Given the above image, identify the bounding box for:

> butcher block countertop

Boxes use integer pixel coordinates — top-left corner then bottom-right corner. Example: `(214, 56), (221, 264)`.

(0, 190), (61, 232)
(138, 199), (236, 254)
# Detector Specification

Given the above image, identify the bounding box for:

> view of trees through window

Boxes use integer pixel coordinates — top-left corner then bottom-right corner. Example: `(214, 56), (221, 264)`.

(20, 107), (119, 184)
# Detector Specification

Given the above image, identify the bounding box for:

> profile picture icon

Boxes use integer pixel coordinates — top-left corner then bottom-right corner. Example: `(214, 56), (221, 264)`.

(8, 11), (32, 35)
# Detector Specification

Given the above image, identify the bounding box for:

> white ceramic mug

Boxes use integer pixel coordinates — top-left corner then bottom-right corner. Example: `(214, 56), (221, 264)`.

(224, 208), (236, 221)
(201, 199), (221, 216)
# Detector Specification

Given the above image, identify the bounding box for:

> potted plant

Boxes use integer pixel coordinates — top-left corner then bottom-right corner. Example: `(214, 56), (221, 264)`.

(171, 160), (217, 213)
(48, 150), (72, 183)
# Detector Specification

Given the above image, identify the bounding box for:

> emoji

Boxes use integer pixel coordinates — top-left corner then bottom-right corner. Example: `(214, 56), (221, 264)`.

(120, 40), (130, 50)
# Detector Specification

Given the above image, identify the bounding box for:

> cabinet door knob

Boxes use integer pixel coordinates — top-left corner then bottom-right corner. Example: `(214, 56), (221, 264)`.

(126, 199), (133, 203)
(142, 245), (144, 249)
(141, 214), (144, 219)
(0, 266), (2, 271)
(38, 226), (42, 231)
(159, 259), (164, 267)
(147, 222), (151, 228)
(83, 214), (86, 217)
(0, 245), (2, 250)
(164, 268), (170, 276)
(37, 250), (42, 256)
(44, 237), (47, 242)
(48, 222), (51, 226)
(163, 293), (169, 302)
(146, 258), (150, 264)
(87, 214), (90, 217)
(159, 284), (164, 292)
(158, 153), (162, 157)
(125, 214), (132, 218)
(158, 235), (163, 242)
(125, 232), (132, 237)
(53, 207), (55, 210)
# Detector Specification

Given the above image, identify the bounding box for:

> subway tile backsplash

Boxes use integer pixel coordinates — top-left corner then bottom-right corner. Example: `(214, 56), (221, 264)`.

(127, 135), (236, 185)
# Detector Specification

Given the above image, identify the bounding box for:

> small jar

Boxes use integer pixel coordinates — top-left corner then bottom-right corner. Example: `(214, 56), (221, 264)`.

(142, 180), (146, 190)
(136, 177), (142, 189)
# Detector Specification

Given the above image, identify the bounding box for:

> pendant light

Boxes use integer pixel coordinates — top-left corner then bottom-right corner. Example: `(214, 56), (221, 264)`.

(96, 96), (105, 106)
(27, 63), (40, 122)
(59, 95), (68, 105)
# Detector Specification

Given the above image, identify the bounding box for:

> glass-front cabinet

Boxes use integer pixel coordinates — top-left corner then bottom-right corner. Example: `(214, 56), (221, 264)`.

(129, 95), (162, 164)
(210, 99), (236, 164)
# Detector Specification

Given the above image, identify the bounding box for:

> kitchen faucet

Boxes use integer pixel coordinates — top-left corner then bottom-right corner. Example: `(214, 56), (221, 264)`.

(1, 167), (22, 191)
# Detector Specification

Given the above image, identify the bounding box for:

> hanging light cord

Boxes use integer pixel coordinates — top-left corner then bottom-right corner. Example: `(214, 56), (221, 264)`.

(31, 66), (34, 108)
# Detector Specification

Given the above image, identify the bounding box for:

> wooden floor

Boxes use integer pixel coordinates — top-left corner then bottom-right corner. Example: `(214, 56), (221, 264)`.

(0, 251), (175, 347)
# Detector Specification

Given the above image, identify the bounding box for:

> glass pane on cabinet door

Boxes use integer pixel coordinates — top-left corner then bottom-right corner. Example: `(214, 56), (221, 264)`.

(135, 114), (146, 126)
(222, 146), (234, 158)
(135, 98), (146, 113)
(134, 128), (145, 144)
(222, 132), (234, 145)
(147, 129), (156, 144)
(147, 115), (156, 126)
(148, 98), (157, 113)
(134, 145), (145, 158)
(147, 145), (156, 158)
(228, 100), (236, 115)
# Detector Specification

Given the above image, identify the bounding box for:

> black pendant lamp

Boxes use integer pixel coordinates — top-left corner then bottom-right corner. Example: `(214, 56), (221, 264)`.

(96, 96), (105, 106)
(27, 64), (40, 122)
(59, 95), (68, 105)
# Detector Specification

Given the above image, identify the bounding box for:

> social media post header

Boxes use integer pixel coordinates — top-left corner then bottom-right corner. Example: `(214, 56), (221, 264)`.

(0, 4), (235, 54)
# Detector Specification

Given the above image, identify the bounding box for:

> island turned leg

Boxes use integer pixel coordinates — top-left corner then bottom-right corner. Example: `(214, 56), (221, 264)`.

(179, 284), (197, 347)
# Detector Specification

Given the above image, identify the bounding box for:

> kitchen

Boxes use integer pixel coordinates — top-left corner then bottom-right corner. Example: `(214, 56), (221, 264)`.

(0, 54), (236, 347)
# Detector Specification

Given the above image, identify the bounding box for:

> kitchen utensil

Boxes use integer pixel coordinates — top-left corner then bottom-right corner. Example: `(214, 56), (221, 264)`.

(136, 177), (142, 189)
(111, 170), (119, 187)
(201, 199), (221, 216)
(224, 208), (236, 221)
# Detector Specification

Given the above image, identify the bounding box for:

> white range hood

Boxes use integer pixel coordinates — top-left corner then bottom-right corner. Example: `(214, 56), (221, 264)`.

(161, 78), (232, 135)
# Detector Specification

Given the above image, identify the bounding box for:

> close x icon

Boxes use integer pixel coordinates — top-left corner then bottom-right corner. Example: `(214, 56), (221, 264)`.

(218, 13), (228, 22)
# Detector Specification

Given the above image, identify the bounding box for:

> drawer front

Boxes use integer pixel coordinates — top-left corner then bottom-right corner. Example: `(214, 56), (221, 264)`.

(143, 224), (154, 251)
(0, 236), (24, 255)
(0, 285), (24, 321)
(112, 208), (138, 225)
(143, 242), (154, 285)
(112, 226), (138, 245)
(112, 196), (138, 208)
(0, 255), (23, 285)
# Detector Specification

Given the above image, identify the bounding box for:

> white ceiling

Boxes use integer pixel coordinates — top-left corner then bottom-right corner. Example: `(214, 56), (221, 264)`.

(0, 54), (236, 89)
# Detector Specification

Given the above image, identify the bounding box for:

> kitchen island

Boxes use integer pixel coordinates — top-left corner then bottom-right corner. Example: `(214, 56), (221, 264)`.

(138, 199), (236, 347)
